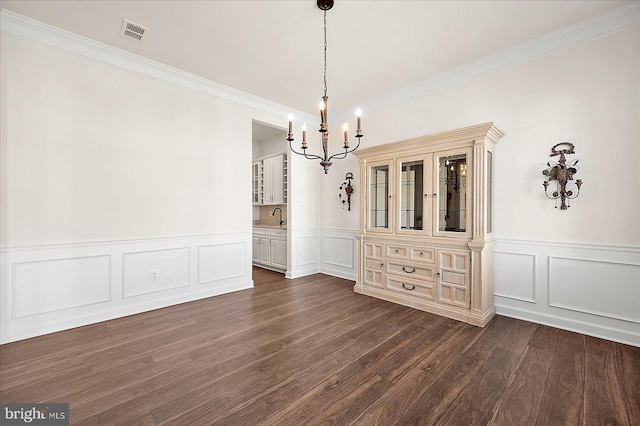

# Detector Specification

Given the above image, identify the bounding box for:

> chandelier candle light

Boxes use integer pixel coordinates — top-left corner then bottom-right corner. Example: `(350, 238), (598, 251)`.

(287, 0), (363, 174)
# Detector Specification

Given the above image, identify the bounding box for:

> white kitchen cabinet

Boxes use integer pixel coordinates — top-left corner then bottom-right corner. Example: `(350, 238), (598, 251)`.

(270, 230), (287, 270)
(259, 236), (271, 265)
(262, 155), (284, 205)
(253, 227), (287, 272)
(355, 122), (503, 327)
(252, 235), (261, 263)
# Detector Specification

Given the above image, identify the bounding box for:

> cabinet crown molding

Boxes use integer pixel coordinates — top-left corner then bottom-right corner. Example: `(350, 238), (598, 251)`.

(355, 122), (504, 160)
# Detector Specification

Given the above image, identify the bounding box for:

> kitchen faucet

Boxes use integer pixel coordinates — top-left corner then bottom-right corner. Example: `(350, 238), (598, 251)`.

(271, 207), (285, 227)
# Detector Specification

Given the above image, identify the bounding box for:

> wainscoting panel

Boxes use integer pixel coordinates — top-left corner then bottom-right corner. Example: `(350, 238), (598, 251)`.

(198, 242), (247, 285)
(123, 248), (190, 298)
(494, 239), (640, 347)
(548, 256), (640, 323)
(321, 229), (357, 281)
(287, 230), (320, 279)
(494, 251), (536, 303)
(1, 233), (253, 343)
(287, 229), (357, 280)
(296, 236), (318, 267)
(12, 255), (111, 318)
(323, 236), (354, 269)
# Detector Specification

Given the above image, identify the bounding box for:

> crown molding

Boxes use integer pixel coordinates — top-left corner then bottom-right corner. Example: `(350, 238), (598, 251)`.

(333, 1), (640, 122)
(2, 3), (638, 125)
(0, 9), (317, 124)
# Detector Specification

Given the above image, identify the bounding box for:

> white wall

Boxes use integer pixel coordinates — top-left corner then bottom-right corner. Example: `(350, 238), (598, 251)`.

(1, 33), (254, 246)
(346, 27), (639, 244)
(0, 15), (319, 342)
(318, 26), (640, 345)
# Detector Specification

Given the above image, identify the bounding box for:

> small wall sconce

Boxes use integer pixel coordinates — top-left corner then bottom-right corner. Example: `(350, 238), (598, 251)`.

(542, 142), (583, 210)
(339, 172), (354, 211)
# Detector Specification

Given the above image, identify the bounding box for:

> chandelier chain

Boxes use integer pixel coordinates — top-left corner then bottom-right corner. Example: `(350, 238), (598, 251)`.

(323, 9), (327, 97)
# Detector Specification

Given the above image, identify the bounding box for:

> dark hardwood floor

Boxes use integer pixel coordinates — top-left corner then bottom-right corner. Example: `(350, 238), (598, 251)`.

(1, 267), (639, 425)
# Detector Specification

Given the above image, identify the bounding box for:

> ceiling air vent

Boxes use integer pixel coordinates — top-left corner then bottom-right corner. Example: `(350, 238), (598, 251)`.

(120, 19), (148, 41)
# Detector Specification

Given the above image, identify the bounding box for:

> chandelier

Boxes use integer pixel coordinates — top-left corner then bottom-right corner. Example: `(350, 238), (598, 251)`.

(287, 0), (363, 174)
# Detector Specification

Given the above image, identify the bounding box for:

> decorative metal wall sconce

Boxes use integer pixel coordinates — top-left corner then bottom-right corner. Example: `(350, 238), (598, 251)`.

(542, 142), (583, 210)
(339, 172), (354, 211)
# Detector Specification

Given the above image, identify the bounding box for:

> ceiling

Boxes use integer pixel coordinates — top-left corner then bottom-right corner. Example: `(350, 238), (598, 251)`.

(1, 0), (630, 116)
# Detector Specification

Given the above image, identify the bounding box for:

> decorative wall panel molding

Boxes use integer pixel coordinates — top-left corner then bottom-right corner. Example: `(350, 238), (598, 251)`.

(548, 256), (640, 323)
(286, 229), (357, 280)
(494, 239), (640, 347)
(494, 251), (536, 303)
(321, 230), (356, 281)
(0, 233), (252, 343)
(123, 248), (190, 298)
(295, 236), (318, 267)
(12, 255), (111, 318)
(322, 235), (354, 269)
(198, 242), (247, 285)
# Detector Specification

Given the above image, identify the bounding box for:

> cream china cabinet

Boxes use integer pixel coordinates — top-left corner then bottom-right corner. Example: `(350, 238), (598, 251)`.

(354, 123), (504, 326)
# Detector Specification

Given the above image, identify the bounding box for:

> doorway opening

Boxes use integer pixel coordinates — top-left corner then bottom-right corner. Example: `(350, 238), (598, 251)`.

(251, 120), (289, 276)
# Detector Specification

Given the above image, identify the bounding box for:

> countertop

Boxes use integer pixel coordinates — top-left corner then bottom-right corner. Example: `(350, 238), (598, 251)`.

(253, 225), (287, 230)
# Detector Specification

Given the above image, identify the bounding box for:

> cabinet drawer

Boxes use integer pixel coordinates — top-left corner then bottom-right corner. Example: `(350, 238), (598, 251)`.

(365, 258), (383, 270)
(270, 229), (287, 238)
(386, 276), (435, 301)
(409, 247), (435, 264)
(386, 261), (435, 282)
(253, 228), (270, 236)
(386, 244), (409, 260)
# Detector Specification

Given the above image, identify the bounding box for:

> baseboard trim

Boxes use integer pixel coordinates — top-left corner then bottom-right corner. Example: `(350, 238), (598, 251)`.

(495, 303), (640, 347)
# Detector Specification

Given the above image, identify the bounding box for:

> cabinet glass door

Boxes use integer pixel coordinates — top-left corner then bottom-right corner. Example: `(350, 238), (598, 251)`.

(399, 159), (425, 231)
(436, 151), (470, 235)
(368, 163), (391, 230)
(252, 162), (260, 204)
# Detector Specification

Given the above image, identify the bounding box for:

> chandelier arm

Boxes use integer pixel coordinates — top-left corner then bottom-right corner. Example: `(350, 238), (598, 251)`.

(327, 137), (362, 162)
(289, 140), (325, 162)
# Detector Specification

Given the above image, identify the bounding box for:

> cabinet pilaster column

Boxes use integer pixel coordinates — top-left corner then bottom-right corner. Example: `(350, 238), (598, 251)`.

(472, 140), (486, 243)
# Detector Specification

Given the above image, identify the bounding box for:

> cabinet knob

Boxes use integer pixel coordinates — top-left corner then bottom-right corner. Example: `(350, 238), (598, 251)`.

(433, 193), (437, 197)
(395, 249), (399, 254)
(419, 252), (424, 257)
